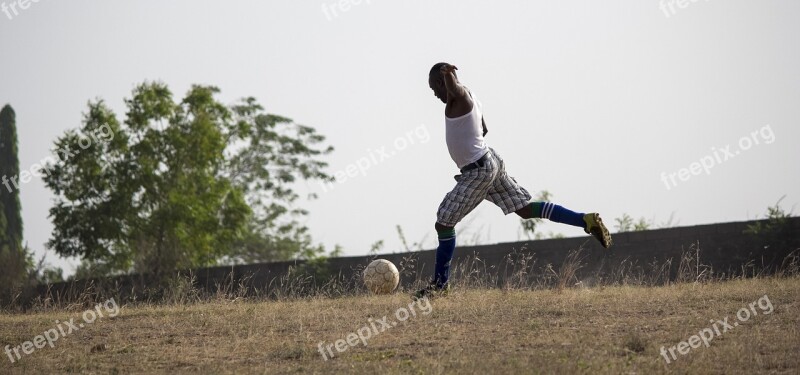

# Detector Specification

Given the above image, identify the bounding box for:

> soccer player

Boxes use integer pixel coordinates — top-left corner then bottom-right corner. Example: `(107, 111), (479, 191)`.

(414, 63), (612, 299)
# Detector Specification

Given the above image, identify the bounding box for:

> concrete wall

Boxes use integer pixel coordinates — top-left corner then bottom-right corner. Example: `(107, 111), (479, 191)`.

(32, 217), (800, 303)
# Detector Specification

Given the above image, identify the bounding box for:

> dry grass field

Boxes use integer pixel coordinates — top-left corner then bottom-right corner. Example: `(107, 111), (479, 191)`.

(1, 277), (798, 374)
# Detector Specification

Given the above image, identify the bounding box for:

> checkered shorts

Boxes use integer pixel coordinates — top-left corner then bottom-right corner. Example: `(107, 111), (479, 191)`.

(436, 148), (532, 227)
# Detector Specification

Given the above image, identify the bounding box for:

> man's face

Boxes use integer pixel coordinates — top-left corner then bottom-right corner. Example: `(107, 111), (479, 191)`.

(428, 75), (447, 103)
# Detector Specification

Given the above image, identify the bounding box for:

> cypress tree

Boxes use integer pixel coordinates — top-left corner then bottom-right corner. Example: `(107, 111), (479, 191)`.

(0, 104), (26, 292)
(0, 104), (22, 248)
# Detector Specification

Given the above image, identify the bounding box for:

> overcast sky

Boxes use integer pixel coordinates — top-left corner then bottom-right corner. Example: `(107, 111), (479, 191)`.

(1, 0), (798, 277)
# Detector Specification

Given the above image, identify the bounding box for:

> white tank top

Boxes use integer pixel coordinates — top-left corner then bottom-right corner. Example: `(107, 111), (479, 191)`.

(445, 92), (489, 169)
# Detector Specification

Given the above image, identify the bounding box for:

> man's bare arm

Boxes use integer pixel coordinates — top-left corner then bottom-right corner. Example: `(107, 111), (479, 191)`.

(441, 65), (468, 100)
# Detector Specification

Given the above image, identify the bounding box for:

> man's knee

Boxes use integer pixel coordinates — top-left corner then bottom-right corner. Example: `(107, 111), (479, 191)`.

(515, 204), (533, 219)
(435, 222), (453, 232)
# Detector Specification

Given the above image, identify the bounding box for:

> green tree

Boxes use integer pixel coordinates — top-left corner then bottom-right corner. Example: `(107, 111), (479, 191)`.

(0, 104), (29, 295)
(28, 250), (65, 285)
(43, 83), (332, 277)
(0, 105), (23, 247)
(744, 196), (798, 253)
(223, 97), (334, 263)
(614, 213), (652, 233)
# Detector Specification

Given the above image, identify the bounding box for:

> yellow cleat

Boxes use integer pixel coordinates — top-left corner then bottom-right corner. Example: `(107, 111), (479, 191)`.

(584, 213), (612, 249)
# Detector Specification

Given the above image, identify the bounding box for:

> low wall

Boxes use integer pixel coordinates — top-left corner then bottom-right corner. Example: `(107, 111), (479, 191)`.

(31, 217), (800, 303)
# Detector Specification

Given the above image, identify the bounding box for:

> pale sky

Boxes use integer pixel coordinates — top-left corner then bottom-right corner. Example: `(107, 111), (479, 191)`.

(1, 1), (799, 277)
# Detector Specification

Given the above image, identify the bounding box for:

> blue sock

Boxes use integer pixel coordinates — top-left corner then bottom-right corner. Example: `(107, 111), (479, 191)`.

(433, 228), (456, 288)
(536, 202), (586, 229)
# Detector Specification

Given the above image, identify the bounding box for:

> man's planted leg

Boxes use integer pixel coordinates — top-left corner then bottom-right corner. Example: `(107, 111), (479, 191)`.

(433, 222), (456, 288)
(413, 223), (455, 300)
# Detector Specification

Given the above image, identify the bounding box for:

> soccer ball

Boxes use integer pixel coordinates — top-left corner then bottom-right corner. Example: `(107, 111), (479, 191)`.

(363, 259), (400, 294)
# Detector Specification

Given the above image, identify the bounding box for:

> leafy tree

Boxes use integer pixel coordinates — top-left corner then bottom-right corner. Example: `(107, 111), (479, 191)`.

(744, 196), (798, 252)
(614, 214), (633, 232)
(368, 240), (385, 256)
(37, 267), (65, 284)
(633, 219), (651, 232)
(0, 104), (30, 295)
(615, 213), (679, 233)
(0, 105), (23, 248)
(614, 214), (652, 233)
(43, 83), (333, 277)
(27, 249), (65, 285)
(224, 97), (334, 263)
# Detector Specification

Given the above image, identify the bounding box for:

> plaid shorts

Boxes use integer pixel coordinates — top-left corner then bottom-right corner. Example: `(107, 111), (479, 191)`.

(436, 148), (532, 227)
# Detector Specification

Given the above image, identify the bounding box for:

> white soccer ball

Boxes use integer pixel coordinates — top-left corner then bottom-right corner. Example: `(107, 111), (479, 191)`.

(363, 259), (400, 294)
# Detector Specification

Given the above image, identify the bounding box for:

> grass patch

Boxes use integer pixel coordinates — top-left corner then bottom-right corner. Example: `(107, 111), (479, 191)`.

(0, 277), (798, 374)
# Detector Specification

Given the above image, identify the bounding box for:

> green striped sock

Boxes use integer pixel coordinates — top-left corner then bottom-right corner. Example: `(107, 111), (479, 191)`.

(437, 227), (455, 240)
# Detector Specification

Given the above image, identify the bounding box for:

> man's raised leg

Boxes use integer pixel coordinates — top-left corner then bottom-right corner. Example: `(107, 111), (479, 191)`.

(515, 202), (612, 248)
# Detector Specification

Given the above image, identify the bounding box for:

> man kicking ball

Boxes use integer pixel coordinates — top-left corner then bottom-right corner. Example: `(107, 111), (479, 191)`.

(414, 63), (612, 299)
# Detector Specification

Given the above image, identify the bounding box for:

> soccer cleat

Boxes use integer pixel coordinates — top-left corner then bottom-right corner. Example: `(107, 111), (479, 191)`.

(412, 282), (450, 300)
(584, 213), (612, 249)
